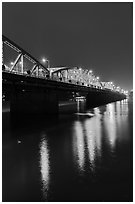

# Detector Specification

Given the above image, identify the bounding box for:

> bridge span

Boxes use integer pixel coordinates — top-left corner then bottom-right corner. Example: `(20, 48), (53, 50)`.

(2, 35), (126, 115)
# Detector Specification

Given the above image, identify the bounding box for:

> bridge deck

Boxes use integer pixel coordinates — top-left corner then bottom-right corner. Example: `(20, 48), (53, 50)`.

(3, 71), (108, 93)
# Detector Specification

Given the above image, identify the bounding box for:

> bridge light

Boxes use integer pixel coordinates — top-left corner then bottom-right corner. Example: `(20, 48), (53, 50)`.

(10, 62), (14, 65)
(42, 58), (47, 63)
(41, 57), (50, 68)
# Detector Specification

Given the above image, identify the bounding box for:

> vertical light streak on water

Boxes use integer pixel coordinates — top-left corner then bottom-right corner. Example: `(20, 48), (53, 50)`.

(77, 100), (80, 113)
(85, 119), (96, 170)
(116, 99), (129, 142)
(84, 107), (102, 170)
(105, 103), (117, 149)
(116, 101), (121, 128)
(73, 121), (85, 171)
(116, 101), (123, 134)
(39, 135), (50, 200)
(120, 99), (129, 115)
(94, 108), (102, 158)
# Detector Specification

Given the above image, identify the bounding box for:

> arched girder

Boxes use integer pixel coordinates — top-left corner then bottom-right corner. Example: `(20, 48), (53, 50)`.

(51, 66), (80, 83)
(51, 66), (78, 75)
(51, 66), (102, 86)
(2, 35), (49, 74)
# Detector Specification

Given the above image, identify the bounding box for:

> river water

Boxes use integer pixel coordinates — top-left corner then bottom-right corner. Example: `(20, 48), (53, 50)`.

(2, 99), (133, 202)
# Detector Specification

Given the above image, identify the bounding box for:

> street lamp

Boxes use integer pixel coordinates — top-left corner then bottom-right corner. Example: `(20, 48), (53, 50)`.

(10, 62), (14, 65)
(42, 58), (46, 63)
(41, 57), (50, 68)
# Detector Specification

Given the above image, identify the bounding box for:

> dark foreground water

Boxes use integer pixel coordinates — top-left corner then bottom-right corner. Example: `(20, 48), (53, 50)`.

(2, 99), (133, 202)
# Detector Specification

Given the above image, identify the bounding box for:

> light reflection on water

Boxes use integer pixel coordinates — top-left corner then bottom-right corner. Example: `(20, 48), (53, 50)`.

(73, 121), (85, 171)
(104, 103), (117, 149)
(115, 99), (129, 142)
(2, 99), (132, 201)
(73, 106), (102, 172)
(72, 99), (131, 174)
(84, 108), (102, 170)
(39, 134), (50, 200)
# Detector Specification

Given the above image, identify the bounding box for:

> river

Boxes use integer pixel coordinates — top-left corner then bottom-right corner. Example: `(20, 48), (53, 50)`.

(2, 99), (133, 201)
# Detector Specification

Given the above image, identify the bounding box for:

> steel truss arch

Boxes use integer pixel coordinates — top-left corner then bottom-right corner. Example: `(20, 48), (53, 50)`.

(2, 35), (49, 75)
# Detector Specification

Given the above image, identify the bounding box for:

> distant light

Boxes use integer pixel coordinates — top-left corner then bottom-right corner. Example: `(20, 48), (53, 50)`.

(89, 70), (92, 73)
(17, 140), (21, 144)
(10, 62), (14, 65)
(42, 58), (48, 63)
(97, 76), (99, 80)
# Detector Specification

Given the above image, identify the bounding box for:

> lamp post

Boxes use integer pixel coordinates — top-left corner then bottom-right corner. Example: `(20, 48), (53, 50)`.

(41, 58), (50, 68)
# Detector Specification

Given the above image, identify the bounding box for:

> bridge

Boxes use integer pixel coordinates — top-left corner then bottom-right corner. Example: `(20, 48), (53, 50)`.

(2, 35), (126, 115)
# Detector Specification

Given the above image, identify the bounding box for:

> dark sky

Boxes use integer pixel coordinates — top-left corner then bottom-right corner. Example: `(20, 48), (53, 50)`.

(2, 2), (133, 90)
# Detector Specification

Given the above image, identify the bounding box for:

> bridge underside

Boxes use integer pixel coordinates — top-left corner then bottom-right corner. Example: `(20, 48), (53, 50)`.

(3, 72), (126, 117)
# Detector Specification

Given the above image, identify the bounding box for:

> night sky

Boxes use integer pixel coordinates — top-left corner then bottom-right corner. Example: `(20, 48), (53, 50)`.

(2, 2), (133, 90)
